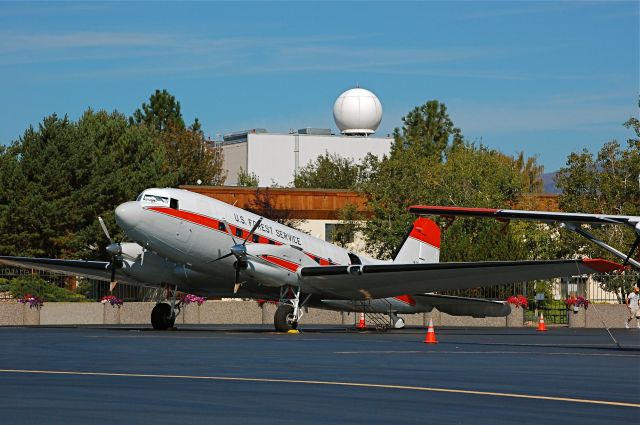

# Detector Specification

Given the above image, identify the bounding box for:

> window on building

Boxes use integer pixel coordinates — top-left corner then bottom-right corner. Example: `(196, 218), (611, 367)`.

(325, 223), (354, 244)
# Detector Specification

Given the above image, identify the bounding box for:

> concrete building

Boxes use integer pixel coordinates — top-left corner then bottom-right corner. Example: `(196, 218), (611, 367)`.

(216, 87), (393, 186)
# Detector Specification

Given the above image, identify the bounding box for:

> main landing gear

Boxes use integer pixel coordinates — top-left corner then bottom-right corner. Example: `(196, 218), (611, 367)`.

(274, 286), (311, 332)
(151, 284), (180, 330)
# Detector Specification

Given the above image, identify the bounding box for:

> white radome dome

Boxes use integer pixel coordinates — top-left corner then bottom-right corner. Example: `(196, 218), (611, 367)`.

(333, 87), (382, 135)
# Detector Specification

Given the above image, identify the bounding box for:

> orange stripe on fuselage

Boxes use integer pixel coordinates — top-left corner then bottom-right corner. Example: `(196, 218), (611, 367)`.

(260, 255), (300, 273)
(145, 206), (337, 266)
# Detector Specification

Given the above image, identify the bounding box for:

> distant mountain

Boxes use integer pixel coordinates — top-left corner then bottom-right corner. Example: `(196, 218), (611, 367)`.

(542, 171), (560, 194)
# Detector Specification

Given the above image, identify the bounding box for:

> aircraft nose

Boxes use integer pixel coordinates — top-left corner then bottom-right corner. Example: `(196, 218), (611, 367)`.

(115, 201), (142, 231)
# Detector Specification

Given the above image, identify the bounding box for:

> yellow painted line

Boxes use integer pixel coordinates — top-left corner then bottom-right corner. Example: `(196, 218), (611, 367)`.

(334, 350), (640, 357)
(0, 369), (637, 408)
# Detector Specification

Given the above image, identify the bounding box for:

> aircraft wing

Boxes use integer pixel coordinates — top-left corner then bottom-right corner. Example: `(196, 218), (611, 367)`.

(299, 259), (620, 300)
(0, 256), (140, 285)
(408, 205), (640, 229)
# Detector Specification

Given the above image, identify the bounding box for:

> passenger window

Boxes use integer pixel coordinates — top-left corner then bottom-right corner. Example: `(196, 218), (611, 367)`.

(235, 228), (243, 237)
(170, 198), (179, 209)
(268, 239), (276, 245)
(252, 234), (260, 243)
(218, 222), (226, 231)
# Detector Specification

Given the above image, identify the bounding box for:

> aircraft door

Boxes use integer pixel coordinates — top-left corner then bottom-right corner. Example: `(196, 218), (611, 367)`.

(172, 198), (193, 253)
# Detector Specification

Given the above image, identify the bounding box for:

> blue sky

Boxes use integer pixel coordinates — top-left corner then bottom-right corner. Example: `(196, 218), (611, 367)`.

(0, 1), (637, 171)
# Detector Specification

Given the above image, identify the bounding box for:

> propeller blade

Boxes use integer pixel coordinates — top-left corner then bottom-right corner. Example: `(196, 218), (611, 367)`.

(98, 217), (114, 244)
(220, 218), (238, 245)
(209, 252), (234, 263)
(233, 260), (245, 294)
(109, 259), (118, 293)
(243, 217), (263, 245)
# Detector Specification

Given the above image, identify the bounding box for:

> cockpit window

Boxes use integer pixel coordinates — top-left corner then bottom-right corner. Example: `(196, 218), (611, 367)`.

(141, 194), (169, 204)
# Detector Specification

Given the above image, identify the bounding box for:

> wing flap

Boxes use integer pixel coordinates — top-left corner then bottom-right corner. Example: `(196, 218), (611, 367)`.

(299, 259), (621, 300)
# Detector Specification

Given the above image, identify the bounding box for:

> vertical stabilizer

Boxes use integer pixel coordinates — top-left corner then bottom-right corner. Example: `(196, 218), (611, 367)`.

(393, 217), (440, 264)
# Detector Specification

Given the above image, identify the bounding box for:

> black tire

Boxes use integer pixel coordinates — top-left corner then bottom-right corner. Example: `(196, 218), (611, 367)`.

(151, 303), (176, 330)
(274, 304), (296, 332)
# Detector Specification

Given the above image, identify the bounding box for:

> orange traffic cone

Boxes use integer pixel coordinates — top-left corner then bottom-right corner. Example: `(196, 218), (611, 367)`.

(356, 312), (366, 330)
(536, 313), (547, 332)
(423, 318), (438, 344)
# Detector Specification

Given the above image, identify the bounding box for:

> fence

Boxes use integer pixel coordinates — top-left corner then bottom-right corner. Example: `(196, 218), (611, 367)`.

(1, 265), (638, 308)
(0, 265), (161, 302)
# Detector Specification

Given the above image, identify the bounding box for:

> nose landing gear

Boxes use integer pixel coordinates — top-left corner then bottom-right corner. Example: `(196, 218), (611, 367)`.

(150, 284), (181, 330)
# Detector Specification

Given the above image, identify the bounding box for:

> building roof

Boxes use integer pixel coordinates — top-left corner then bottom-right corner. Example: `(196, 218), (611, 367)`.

(181, 186), (560, 221)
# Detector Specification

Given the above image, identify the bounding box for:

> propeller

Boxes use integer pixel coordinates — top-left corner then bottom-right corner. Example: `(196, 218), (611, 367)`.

(210, 217), (263, 293)
(99, 216), (122, 293)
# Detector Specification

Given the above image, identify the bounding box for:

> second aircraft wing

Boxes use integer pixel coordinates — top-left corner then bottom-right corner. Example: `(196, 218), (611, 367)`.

(299, 258), (620, 300)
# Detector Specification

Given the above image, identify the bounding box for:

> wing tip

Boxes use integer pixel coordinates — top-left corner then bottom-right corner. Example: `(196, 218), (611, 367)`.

(582, 258), (624, 273)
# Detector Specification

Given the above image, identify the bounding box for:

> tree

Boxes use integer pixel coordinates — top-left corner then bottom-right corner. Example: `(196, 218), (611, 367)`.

(131, 89), (186, 132)
(294, 152), (360, 189)
(131, 90), (225, 186)
(3, 275), (87, 302)
(513, 151), (544, 194)
(237, 167), (259, 187)
(390, 100), (464, 161)
(331, 203), (362, 248)
(131, 89), (200, 133)
(554, 138), (640, 263)
(0, 110), (174, 259)
(357, 101), (534, 260)
(159, 124), (226, 186)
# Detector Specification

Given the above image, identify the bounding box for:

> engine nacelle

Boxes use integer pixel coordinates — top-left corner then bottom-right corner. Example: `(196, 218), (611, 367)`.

(244, 260), (299, 288)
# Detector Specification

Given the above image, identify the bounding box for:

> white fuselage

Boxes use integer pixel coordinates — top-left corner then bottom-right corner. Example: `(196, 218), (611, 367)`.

(114, 188), (423, 313)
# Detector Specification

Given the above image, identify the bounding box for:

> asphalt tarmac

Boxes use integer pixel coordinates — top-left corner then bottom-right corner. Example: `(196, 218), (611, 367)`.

(0, 325), (638, 425)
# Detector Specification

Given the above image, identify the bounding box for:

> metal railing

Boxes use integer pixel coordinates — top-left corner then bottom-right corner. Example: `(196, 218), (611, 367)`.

(1, 266), (638, 307)
(0, 266), (160, 302)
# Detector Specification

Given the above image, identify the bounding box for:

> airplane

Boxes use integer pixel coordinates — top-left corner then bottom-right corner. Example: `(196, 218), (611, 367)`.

(0, 188), (625, 332)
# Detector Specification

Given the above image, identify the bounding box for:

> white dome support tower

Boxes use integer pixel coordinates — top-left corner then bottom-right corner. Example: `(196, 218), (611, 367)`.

(333, 87), (383, 136)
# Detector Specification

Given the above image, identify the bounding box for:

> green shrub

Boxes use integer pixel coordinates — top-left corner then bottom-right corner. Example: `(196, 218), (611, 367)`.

(8, 275), (88, 302)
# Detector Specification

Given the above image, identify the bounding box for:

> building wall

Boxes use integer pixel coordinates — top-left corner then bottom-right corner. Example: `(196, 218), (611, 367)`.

(220, 142), (248, 185)
(221, 133), (392, 187)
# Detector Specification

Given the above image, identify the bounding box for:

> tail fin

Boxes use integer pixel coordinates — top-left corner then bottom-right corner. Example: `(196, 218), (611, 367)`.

(393, 217), (440, 264)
